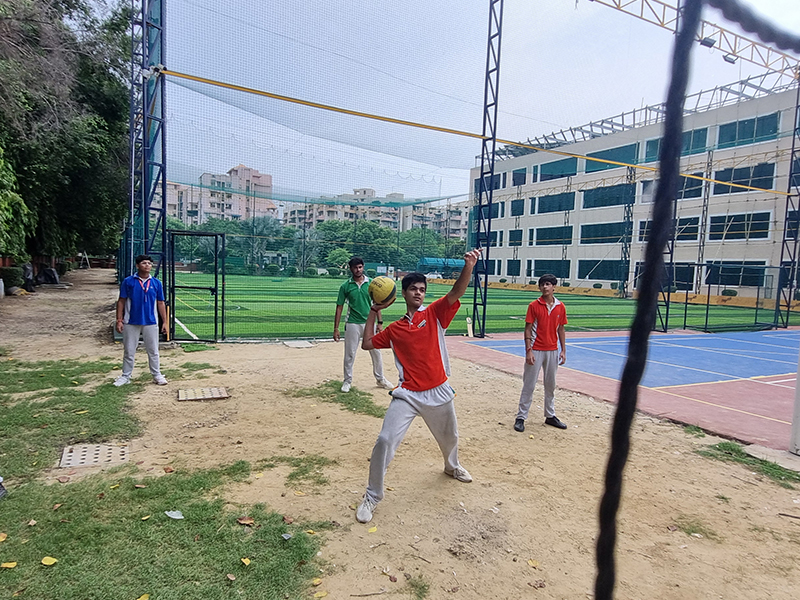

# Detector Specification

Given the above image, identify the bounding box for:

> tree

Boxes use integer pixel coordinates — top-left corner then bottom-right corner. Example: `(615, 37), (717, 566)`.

(326, 247), (351, 268)
(240, 216), (283, 271)
(0, 145), (32, 259)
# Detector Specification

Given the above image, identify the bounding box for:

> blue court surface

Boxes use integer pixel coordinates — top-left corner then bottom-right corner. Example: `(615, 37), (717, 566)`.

(467, 330), (800, 388)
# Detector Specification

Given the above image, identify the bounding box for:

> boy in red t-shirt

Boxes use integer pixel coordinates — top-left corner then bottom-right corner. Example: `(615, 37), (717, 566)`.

(355, 248), (482, 523)
(514, 273), (568, 433)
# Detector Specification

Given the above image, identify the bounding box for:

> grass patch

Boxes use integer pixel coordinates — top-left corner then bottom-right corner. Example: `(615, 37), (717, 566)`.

(674, 514), (720, 541)
(288, 381), (387, 418)
(406, 574), (430, 599)
(181, 343), (218, 352)
(256, 455), (336, 487)
(0, 357), (140, 482)
(683, 424), (706, 438)
(180, 362), (217, 371)
(715, 494), (730, 503)
(0, 463), (322, 600)
(696, 441), (800, 489)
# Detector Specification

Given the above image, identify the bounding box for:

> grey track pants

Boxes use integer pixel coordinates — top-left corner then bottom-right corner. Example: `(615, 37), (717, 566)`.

(343, 322), (385, 384)
(365, 391), (460, 503)
(516, 349), (559, 420)
(121, 324), (162, 378)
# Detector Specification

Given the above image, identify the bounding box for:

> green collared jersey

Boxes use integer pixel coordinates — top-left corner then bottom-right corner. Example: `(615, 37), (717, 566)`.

(336, 277), (372, 324)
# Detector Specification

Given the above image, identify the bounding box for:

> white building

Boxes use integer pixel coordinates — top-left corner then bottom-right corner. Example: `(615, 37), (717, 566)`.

(470, 76), (799, 296)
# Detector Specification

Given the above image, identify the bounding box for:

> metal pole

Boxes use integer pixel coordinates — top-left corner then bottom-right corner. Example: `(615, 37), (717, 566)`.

(791, 345), (800, 455)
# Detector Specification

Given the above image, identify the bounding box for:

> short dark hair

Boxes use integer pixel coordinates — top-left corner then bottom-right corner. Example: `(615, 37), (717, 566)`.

(402, 272), (427, 292)
(538, 273), (558, 286)
(135, 254), (153, 265)
(348, 256), (364, 268)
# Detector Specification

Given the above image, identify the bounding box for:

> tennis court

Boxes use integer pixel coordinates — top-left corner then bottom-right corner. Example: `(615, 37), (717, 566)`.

(448, 330), (800, 450)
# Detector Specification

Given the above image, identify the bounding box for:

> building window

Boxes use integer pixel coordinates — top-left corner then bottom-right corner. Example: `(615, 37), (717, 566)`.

(718, 113), (779, 149)
(713, 163), (775, 195)
(507, 260), (521, 277)
(489, 230), (505, 247)
(645, 128), (708, 162)
(537, 226), (573, 246)
(581, 221), (630, 244)
(583, 184), (635, 209)
(540, 157), (578, 181)
(510, 199), (525, 216)
(509, 229), (523, 247)
(679, 174), (704, 199)
(705, 261), (766, 286)
(534, 259), (570, 279)
(586, 143), (639, 173)
(530, 165), (539, 184)
(641, 180), (655, 203)
(578, 260), (627, 280)
(537, 191), (575, 214)
(473, 174), (501, 196)
(529, 197), (536, 215)
(512, 168), (526, 186)
(709, 212), (770, 240)
(485, 260), (496, 275)
(639, 217), (699, 242)
(528, 228), (535, 246)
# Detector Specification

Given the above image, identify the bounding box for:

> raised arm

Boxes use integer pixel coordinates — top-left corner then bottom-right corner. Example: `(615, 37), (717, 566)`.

(445, 248), (483, 305)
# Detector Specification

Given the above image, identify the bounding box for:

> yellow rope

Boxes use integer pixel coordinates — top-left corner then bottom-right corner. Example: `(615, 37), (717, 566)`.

(161, 69), (790, 197)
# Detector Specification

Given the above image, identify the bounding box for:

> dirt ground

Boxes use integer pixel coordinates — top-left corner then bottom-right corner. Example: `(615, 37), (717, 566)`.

(2, 269), (800, 599)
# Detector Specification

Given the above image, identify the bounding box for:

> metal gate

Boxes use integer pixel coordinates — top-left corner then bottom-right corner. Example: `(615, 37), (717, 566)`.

(167, 231), (226, 342)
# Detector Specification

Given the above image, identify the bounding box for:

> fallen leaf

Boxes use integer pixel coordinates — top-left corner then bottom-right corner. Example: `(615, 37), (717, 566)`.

(0, 533), (7, 542)
(28, 520), (36, 527)
(52, 504), (62, 511)
(447, 586), (459, 592)
(96, 493), (105, 499)
(59, 520), (70, 523)
(368, 526), (377, 533)
(529, 580), (546, 589)
(312, 578), (323, 586)
(386, 486), (394, 491)
(57, 476), (70, 484)
(134, 484), (147, 489)
(667, 525), (678, 532)
(135, 461), (144, 465)
(282, 515), (294, 524)
(32, 414), (39, 418)
(313, 592), (328, 598)
(163, 466), (174, 473)
(389, 575), (398, 582)
(293, 491), (306, 496)
(529, 434), (534, 439)
(165, 511), (184, 520)
(194, 534), (200, 542)
(237, 517), (255, 526)
(254, 472), (263, 478)
(109, 484), (119, 490)
(141, 515), (151, 521)
(136, 595), (150, 600)
(349, 504), (357, 510)
(226, 574), (236, 581)
(305, 529), (316, 535)
(41, 556), (58, 566)
(241, 558), (251, 566)
(67, 470), (77, 475)
(12, 589), (25, 597)
(1, 562), (17, 569)
(527, 559), (539, 568)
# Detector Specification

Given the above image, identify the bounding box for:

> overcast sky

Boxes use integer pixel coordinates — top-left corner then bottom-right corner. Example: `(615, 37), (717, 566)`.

(164, 0), (800, 200)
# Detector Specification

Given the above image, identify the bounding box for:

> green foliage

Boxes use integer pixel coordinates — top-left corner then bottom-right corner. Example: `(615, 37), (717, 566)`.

(683, 424), (706, 438)
(499, 278), (507, 283)
(326, 266), (341, 277)
(288, 380), (387, 418)
(0, 146), (32, 259)
(265, 263), (280, 276)
(285, 265), (298, 277)
(304, 267), (318, 278)
(326, 246), (351, 268)
(696, 441), (800, 488)
(366, 269), (377, 278)
(610, 282), (618, 290)
(181, 343), (219, 353)
(256, 454), (337, 487)
(721, 289), (738, 297)
(673, 514), (720, 541)
(0, 266), (23, 288)
(407, 575), (431, 599)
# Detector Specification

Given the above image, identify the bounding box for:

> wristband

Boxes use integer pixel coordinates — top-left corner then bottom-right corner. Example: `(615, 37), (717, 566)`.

(377, 321), (384, 324)
(117, 319), (124, 323)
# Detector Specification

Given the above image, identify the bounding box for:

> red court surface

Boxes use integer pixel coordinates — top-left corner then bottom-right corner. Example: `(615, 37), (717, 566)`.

(446, 331), (798, 451)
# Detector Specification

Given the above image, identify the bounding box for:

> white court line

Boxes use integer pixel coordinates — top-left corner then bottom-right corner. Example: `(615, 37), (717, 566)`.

(174, 317), (198, 340)
(647, 341), (797, 367)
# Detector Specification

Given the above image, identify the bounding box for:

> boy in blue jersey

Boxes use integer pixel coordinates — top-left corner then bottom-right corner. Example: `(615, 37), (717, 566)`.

(114, 254), (169, 386)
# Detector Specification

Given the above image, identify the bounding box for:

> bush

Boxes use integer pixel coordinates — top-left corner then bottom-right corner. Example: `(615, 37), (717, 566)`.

(327, 266), (341, 277)
(499, 278), (507, 283)
(264, 264), (280, 276)
(0, 266), (24, 289)
(610, 282), (618, 290)
(366, 269), (377, 278)
(285, 265), (299, 277)
(304, 267), (318, 278)
(721, 289), (738, 297)
(593, 283), (603, 289)
(56, 261), (74, 276)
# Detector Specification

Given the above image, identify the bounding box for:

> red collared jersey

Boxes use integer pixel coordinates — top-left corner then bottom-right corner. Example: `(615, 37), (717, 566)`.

(526, 296), (567, 351)
(371, 296), (460, 392)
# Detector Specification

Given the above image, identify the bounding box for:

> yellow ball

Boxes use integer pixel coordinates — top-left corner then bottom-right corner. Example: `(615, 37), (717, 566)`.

(368, 276), (396, 304)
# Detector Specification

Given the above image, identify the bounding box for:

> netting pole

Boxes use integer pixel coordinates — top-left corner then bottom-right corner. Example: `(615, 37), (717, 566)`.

(472, 0), (504, 338)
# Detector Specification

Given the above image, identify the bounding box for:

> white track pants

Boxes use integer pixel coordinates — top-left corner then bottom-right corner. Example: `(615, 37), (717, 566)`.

(365, 392), (460, 503)
(516, 349), (559, 420)
(121, 324), (162, 378)
(343, 322), (385, 384)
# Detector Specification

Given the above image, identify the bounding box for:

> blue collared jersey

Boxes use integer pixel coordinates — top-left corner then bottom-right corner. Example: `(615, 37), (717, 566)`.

(119, 274), (164, 325)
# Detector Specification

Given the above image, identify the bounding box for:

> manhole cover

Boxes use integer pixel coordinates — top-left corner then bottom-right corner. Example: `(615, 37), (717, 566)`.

(177, 387), (230, 401)
(60, 444), (129, 468)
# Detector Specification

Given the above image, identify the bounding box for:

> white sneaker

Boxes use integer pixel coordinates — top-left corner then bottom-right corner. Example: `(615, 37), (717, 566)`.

(377, 378), (394, 390)
(153, 374), (168, 385)
(356, 496), (378, 523)
(341, 382), (351, 393)
(447, 466), (473, 483)
(113, 376), (130, 387)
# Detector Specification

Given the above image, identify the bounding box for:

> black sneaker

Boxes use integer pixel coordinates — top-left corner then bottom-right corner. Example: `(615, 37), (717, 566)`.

(545, 416), (567, 429)
(513, 418), (525, 432)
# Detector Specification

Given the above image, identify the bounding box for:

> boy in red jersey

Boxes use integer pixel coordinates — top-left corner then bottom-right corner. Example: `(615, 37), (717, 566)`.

(514, 273), (568, 433)
(355, 248), (482, 523)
